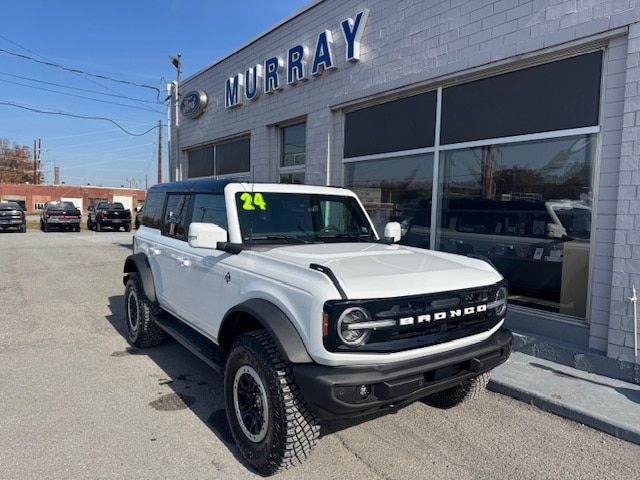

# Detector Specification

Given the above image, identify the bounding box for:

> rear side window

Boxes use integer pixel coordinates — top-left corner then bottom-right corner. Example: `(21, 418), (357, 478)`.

(141, 191), (165, 229)
(190, 194), (227, 230)
(163, 194), (189, 240)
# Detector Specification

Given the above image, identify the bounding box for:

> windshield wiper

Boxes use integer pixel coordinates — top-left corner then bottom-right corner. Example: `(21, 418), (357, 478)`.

(317, 233), (372, 242)
(246, 234), (311, 244)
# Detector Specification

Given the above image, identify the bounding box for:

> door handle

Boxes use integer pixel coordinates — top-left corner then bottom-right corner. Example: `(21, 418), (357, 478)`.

(150, 247), (161, 256)
(176, 257), (192, 267)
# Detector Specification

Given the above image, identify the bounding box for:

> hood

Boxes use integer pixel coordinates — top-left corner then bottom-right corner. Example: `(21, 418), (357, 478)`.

(265, 242), (503, 299)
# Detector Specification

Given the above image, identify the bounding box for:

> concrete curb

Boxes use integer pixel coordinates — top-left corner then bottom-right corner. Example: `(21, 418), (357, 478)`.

(488, 378), (640, 446)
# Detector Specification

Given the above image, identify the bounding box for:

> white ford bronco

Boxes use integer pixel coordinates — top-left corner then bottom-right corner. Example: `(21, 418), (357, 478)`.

(123, 180), (512, 475)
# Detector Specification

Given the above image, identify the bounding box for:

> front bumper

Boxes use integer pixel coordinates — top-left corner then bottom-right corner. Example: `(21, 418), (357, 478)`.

(293, 328), (512, 420)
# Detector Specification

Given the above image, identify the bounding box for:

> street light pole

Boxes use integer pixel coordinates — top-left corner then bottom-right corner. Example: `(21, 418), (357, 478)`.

(170, 54), (182, 181)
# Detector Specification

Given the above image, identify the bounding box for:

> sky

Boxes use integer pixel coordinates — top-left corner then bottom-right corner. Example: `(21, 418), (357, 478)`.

(0, 0), (310, 188)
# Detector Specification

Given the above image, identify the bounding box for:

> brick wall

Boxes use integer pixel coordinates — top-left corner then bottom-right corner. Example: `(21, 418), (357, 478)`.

(0, 184), (145, 213)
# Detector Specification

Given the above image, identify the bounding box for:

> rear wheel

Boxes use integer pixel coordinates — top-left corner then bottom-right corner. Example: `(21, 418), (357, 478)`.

(224, 330), (319, 476)
(124, 273), (164, 348)
(423, 373), (491, 409)
(43, 222), (49, 232)
(124, 224), (131, 232)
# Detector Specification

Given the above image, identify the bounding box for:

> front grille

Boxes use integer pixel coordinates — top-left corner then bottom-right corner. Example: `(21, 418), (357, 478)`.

(323, 281), (505, 353)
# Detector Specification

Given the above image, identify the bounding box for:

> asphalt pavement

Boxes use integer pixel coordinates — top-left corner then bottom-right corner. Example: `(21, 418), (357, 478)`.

(1, 230), (640, 480)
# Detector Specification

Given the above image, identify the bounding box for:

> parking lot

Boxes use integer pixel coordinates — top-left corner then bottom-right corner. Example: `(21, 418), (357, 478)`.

(1, 230), (640, 480)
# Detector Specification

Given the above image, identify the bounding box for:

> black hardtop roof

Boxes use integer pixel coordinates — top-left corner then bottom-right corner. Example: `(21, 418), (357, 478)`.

(148, 178), (234, 194)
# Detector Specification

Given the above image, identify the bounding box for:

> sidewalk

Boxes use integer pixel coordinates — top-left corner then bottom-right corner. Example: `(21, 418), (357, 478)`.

(489, 351), (640, 445)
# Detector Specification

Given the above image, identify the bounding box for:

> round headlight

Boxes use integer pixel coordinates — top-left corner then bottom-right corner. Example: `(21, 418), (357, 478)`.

(495, 287), (508, 317)
(337, 307), (372, 346)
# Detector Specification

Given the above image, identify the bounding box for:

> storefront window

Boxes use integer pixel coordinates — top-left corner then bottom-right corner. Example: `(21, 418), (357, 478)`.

(280, 122), (306, 184)
(435, 134), (595, 318)
(344, 153), (433, 246)
(187, 136), (250, 179)
(281, 123), (306, 167)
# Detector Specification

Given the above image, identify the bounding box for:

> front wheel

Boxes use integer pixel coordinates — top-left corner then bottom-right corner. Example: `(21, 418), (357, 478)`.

(224, 331), (319, 476)
(96, 222), (102, 232)
(423, 372), (491, 409)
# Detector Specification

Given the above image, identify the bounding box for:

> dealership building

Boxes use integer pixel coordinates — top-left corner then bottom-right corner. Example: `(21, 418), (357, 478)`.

(169, 0), (640, 369)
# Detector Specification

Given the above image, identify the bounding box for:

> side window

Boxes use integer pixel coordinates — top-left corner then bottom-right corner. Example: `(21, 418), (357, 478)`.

(190, 194), (228, 230)
(141, 191), (165, 229)
(163, 194), (189, 240)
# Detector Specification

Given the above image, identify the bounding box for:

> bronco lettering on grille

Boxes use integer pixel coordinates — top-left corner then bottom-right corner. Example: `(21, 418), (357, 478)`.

(398, 304), (487, 327)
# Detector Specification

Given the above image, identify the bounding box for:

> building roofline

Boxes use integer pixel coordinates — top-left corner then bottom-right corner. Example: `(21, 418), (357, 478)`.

(0, 183), (146, 192)
(182, 0), (325, 85)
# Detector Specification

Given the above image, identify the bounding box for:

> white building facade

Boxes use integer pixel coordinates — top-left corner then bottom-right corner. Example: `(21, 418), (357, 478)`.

(170, 0), (640, 367)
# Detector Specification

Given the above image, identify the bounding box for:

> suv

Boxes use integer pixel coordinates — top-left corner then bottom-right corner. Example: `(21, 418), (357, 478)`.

(122, 180), (511, 475)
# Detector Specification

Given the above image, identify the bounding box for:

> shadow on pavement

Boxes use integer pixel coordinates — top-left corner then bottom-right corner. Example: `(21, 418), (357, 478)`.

(105, 295), (413, 470)
(105, 295), (247, 469)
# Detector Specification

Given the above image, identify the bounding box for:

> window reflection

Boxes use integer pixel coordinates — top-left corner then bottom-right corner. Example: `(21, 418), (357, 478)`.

(344, 153), (434, 247)
(436, 135), (595, 318)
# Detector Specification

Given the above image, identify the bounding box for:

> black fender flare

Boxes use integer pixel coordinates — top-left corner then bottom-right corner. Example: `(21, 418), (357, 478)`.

(123, 253), (157, 304)
(221, 299), (313, 364)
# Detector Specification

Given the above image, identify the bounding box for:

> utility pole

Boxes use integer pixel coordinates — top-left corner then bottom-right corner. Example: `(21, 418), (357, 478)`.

(54, 165), (60, 185)
(145, 174), (148, 191)
(157, 119), (162, 184)
(170, 54), (181, 181)
(33, 140), (37, 184)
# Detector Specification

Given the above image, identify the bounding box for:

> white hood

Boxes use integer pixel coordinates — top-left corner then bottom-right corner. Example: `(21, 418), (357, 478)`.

(266, 243), (503, 299)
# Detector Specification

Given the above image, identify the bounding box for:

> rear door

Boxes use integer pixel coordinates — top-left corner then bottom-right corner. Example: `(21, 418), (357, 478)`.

(154, 193), (191, 314)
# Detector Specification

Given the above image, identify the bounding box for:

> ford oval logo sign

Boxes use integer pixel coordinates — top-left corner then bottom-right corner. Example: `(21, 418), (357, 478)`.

(180, 90), (208, 119)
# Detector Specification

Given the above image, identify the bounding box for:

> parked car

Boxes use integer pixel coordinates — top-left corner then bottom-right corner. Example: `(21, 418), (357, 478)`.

(88, 202), (131, 232)
(0, 201), (26, 233)
(40, 201), (81, 232)
(123, 179), (511, 475)
(134, 204), (143, 229)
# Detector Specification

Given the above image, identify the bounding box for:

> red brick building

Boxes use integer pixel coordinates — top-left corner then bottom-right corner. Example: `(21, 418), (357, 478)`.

(0, 184), (146, 214)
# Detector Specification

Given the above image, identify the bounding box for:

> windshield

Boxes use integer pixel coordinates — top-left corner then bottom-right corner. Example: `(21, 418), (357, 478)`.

(235, 192), (375, 244)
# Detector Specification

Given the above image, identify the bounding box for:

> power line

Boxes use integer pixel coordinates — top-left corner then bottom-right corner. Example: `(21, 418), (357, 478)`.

(0, 46), (162, 99)
(0, 78), (164, 114)
(0, 32), (122, 96)
(0, 71), (159, 105)
(0, 101), (163, 136)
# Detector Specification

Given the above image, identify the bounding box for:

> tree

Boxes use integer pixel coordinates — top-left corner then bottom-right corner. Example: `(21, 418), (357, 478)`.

(0, 138), (42, 184)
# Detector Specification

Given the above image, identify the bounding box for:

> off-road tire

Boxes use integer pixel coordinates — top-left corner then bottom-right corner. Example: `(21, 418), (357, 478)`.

(423, 372), (491, 409)
(224, 330), (320, 476)
(123, 273), (164, 348)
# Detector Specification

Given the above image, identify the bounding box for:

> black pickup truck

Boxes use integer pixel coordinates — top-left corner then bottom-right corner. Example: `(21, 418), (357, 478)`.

(0, 201), (26, 233)
(88, 202), (131, 232)
(41, 201), (81, 232)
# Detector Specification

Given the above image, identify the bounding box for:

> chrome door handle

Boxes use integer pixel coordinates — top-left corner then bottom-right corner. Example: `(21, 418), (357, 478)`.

(150, 247), (161, 256)
(177, 257), (191, 267)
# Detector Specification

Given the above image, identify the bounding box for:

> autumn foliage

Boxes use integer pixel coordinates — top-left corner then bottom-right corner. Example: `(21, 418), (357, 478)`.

(0, 138), (42, 184)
